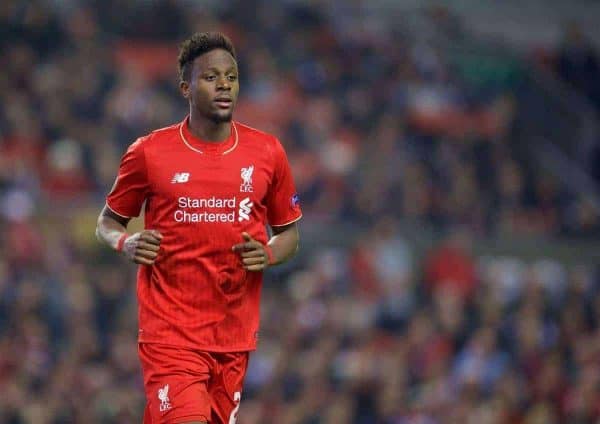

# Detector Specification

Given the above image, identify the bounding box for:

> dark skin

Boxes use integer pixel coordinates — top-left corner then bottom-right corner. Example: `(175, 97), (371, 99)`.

(96, 48), (299, 424)
(97, 207), (298, 270)
(97, 48), (299, 268)
(180, 48), (240, 141)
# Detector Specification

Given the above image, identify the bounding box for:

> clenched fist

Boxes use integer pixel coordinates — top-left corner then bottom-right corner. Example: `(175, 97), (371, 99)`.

(232, 232), (272, 272)
(121, 230), (163, 265)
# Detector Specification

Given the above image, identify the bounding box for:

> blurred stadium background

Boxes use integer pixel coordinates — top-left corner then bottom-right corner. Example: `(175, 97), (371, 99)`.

(2, 0), (600, 422)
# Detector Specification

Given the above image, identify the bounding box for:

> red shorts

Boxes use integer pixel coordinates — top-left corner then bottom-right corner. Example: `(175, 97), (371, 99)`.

(139, 343), (249, 424)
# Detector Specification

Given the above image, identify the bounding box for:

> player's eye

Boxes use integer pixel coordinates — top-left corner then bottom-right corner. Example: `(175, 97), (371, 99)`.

(204, 75), (216, 81)
(227, 75), (238, 82)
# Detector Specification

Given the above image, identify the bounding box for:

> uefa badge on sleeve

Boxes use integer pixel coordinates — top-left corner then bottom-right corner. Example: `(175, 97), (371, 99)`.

(291, 193), (300, 208)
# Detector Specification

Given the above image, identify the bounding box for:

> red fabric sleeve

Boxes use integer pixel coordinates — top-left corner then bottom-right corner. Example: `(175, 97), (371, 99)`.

(106, 138), (149, 218)
(266, 138), (302, 226)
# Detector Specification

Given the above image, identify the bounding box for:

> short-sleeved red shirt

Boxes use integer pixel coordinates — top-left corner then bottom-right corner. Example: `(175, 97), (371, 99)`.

(106, 117), (302, 351)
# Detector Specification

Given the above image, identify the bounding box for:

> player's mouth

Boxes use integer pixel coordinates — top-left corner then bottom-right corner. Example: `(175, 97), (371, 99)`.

(214, 97), (233, 109)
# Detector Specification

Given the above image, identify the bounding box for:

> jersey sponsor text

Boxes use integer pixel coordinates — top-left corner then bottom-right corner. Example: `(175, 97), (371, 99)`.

(174, 196), (252, 223)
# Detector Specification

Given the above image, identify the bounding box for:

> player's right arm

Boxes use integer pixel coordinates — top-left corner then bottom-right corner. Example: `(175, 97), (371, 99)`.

(96, 206), (162, 265)
(96, 137), (161, 265)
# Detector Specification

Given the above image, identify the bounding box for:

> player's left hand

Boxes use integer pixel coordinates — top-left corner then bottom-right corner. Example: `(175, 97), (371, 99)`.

(232, 232), (271, 272)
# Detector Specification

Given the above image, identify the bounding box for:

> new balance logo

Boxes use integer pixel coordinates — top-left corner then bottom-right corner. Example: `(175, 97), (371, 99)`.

(238, 197), (253, 222)
(171, 172), (190, 183)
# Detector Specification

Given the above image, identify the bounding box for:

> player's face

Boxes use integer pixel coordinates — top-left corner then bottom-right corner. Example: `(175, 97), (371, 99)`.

(183, 49), (239, 123)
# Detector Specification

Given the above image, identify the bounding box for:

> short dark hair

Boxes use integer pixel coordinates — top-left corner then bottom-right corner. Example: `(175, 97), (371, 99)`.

(178, 32), (237, 82)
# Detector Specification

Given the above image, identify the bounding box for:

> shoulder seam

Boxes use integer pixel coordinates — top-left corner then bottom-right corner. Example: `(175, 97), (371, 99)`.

(134, 123), (179, 145)
(151, 125), (176, 134)
(234, 121), (276, 138)
(138, 122), (180, 141)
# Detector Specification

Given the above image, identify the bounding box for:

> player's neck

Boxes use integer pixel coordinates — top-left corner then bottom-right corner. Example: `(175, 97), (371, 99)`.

(188, 112), (232, 142)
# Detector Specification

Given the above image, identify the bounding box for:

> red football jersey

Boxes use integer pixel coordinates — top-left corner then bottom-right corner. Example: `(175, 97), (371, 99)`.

(106, 117), (302, 351)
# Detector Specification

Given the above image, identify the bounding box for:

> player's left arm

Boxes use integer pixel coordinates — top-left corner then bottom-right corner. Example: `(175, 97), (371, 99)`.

(234, 136), (301, 271)
(232, 222), (299, 272)
(267, 221), (300, 265)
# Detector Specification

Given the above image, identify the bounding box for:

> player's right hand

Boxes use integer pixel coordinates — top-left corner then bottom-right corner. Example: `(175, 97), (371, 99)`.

(122, 230), (163, 265)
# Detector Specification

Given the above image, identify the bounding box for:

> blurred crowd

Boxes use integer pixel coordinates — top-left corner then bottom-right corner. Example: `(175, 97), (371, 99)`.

(556, 23), (600, 113)
(248, 227), (600, 424)
(1, 0), (599, 423)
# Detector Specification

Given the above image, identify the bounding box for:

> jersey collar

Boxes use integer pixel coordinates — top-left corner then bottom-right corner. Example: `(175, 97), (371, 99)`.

(179, 116), (238, 155)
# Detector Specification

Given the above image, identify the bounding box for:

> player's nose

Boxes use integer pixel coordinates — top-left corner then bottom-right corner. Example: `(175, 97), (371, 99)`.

(217, 76), (230, 90)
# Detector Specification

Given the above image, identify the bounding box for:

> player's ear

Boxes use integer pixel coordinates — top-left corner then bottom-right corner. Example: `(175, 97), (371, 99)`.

(180, 80), (190, 99)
